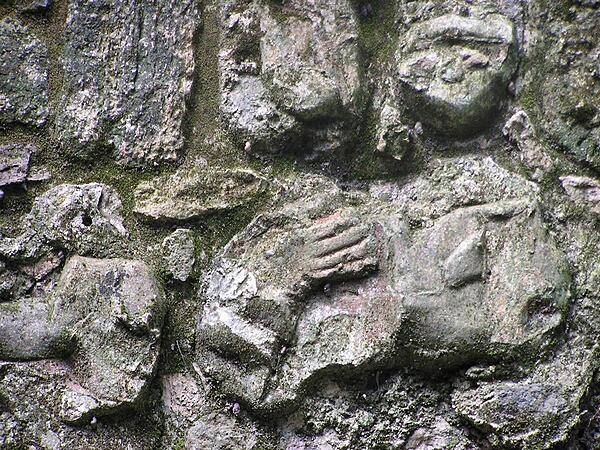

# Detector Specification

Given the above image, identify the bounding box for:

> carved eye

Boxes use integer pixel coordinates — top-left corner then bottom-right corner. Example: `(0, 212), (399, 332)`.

(443, 230), (486, 288)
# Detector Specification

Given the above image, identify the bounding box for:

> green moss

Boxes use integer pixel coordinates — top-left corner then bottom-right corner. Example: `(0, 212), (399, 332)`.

(355, 0), (398, 64)
(173, 438), (186, 450)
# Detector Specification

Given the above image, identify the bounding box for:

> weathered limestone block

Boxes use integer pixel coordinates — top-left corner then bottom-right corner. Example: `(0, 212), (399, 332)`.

(453, 341), (597, 449)
(526, 1), (600, 168)
(186, 411), (261, 450)
(0, 183), (127, 260)
(396, 10), (517, 136)
(0, 181), (163, 424)
(404, 418), (474, 450)
(134, 166), (270, 222)
(376, 101), (411, 160)
(0, 182), (128, 324)
(55, 0), (201, 166)
(196, 159), (570, 414)
(0, 18), (48, 127)
(561, 175), (600, 214)
(162, 229), (196, 281)
(219, 0), (363, 156)
(0, 143), (33, 188)
(0, 256), (164, 423)
(0, 361), (161, 449)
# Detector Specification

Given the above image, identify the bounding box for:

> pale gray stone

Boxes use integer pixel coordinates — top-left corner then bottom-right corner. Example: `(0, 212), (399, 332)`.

(196, 159), (570, 414)
(134, 166), (270, 222)
(561, 175), (600, 214)
(0, 144), (33, 188)
(0, 18), (48, 127)
(0, 183), (127, 261)
(219, 0), (364, 156)
(162, 229), (196, 282)
(396, 10), (517, 136)
(0, 256), (164, 423)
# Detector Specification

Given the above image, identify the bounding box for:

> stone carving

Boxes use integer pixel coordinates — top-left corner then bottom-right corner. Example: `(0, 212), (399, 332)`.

(395, 10), (517, 136)
(2, 0), (600, 448)
(0, 184), (164, 423)
(219, 0), (363, 157)
(196, 159), (570, 413)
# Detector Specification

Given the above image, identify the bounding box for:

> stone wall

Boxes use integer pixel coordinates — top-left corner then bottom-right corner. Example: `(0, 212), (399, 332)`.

(1, 0), (600, 448)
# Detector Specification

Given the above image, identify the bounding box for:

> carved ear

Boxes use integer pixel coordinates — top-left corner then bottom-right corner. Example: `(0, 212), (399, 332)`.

(443, 230), (486, 288)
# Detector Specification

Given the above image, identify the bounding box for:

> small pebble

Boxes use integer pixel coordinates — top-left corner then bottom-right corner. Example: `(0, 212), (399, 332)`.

(413, 122), (423, 135)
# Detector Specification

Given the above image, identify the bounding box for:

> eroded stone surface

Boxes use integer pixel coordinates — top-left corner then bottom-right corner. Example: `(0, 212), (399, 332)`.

(162, 229), (196, 281)
(0, 256), (164, 423)
(561, 175), (600, 214)
(0, 143), (33, 188)
(396, 9), (517, 136)
(219, 0), (364, 157)
(2, 1), (600, 448)
(0, 18), (48, 127)
(134, 166), (270, 222)
(55, 0), (200, 166)
(0, 183), (128, 260)
(454, 341), (597, 449)
(525, 1), (600, 169)
(0, 362), (161, 449)
(196, 158), (570, 414)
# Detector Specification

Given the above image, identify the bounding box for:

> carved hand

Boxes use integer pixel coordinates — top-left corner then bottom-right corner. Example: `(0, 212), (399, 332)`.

(300, 213), (379, 284)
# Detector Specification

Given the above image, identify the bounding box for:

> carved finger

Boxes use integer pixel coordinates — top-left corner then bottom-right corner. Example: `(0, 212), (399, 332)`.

(310, 236), (376, 273)
(311, 224), (372, 258)
(306, 214), (359, 242)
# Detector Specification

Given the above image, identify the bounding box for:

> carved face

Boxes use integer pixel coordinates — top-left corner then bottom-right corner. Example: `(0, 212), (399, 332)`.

(396, 13), (517, 136)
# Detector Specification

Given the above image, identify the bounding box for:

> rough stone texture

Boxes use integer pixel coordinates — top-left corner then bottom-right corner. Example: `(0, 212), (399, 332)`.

(2, 0), (600, 448)
(134, 165), (270, 222)
(1, 183), (128, 260)
(396, 10), (517, 136)
(0, 361), (161, 449)
(196, 159), (569, 414)
(0, 143), (33, 187)
(0, 256), (164, 423)
(55, 0), (201, 166)
(0, 18), (49, 127)
(18, 0), (53, 13)
(219, 0), (364, 157)
(525, 1), (600, 169)
(561, 175), (600, 214)
(162, 229), (196, 281)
